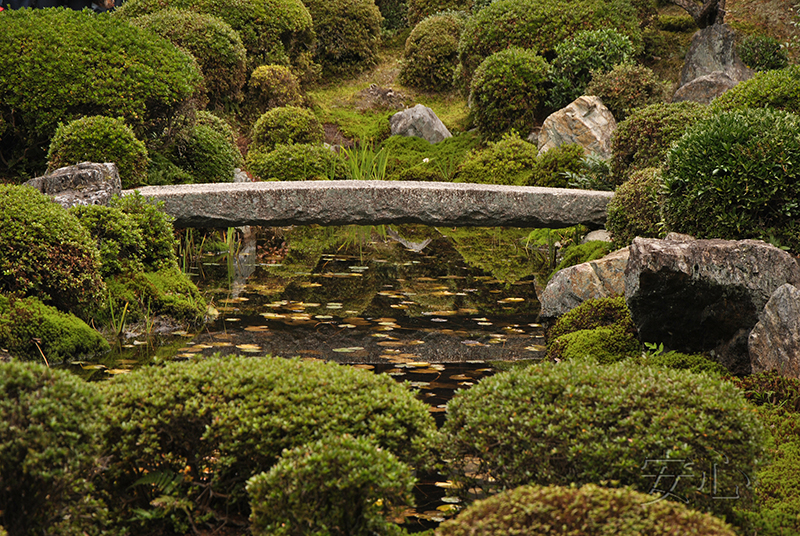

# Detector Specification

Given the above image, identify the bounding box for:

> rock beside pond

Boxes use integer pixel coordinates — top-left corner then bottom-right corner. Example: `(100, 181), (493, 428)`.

(390, 104), (452, 144)
(749, 283), (800, 379)
(24, 162), (122, 208)
(537, 96), (616, 159)
(625, 237), (800, 375)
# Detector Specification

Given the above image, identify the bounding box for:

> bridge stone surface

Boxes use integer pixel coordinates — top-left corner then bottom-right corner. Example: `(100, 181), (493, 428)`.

(126, 181), (613, 229)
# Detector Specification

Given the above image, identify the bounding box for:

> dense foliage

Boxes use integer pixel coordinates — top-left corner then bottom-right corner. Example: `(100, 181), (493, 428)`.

(167, 123), (241, 183)
(251, 106), (325, 152)
(737, 34), (789, 72)
(586, 63), (670, 121)
(606, 167), (663, 248)
(710, 66), (800, 115)
(247, 65), (305, 118)
(407, 0), (470, 25)
(456, 132), (538, 185)
(109, 193), (179, 272)
(399, 12), (466, 92)
(379, 132), (482, 181)
(547, 296), (636, 344)
(246, 143), (344, 181)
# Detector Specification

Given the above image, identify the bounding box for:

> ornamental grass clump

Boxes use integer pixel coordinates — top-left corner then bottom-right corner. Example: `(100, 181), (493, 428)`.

(439, 358), (768, 519)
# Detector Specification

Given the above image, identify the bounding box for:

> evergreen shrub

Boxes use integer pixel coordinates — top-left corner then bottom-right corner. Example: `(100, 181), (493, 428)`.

(737, 34), (789, 72)
(606, 167), (663, 248)
(248, 435), (415, 536)
(251, 106), (324, 152)
(246, 143), (344, 181)
(46, 116), (148, 190)
(110, 192), (179, 272)
(168, 123), (241, 183)
(469, 47), (550, 139)
(710, 66), (800, 115)
(399, 12), (466, 92)
(72, 204), (146, 277)
(247, 65), (305, 117)
(439, 358), (769, 517)
(547, 29), (635, 110)
(195, 110), (239, 148)
(586, 63), (670, 121)
(380, 132), (481, 181)
(106, 266), (207, 324)
(727, 370), (800, 413)
(663, 108), (800, 251)
(407, 0), (470, 25)
(437, 483), (738, 536)
(101, 355), (436, 532)
(527, 144), (586, 188)
(641, 350), (728, 376)
(456, 132), (538, 185)
(547, 296), (636, 345)
(375, 0), (408, 30)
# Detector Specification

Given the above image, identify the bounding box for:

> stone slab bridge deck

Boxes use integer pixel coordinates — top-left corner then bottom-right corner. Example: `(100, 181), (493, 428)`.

(126, 180), (613, 229)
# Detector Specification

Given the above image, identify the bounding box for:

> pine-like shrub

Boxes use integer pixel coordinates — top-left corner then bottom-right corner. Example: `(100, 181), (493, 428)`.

(251, 106), (324, 152)
(663, 108), (800, 251)
(0, 185), (104, 319)
(710, 65), (800, 115)
(168, 123), (242, 183)
(247, 65), (305, 117)
(46, 116), (148, 189)
(247, 435), (415, 536)
(586, 63), (670, 121)
(246, 143), (344, 181)
(606, 167), (663, 248)
(399, 12), (466, 92)
(738, 34), (789, 72)
(526, 144), (586, 188)
(130, 9), (248, 107)
(437, 484), (738, 536)
(469, 47), (550, 139)
(109, 192), (179, 272)
(439, 359), (769, 517)
(455, 132), (538, 185)
(547, 29), (635, 110)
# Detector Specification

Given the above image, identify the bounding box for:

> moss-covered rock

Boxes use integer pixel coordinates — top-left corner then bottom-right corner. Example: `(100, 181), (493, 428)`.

(550, 240), (614, 278)
(547, 296), (636, 346)
(546, 324), (640, 363)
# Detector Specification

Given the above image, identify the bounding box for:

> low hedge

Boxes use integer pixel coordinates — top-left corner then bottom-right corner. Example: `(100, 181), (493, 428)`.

(246, 143), (345, 181)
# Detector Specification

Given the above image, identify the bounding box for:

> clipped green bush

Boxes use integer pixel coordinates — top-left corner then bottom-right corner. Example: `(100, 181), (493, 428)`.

(710, 65), (800, 115)
(168, 123), (241, 183)
(469, 47), (550, 139)
(110, 192), (179, 272)
(437, 483), (739, 536)
(302, 0), (383, 76)
(407, 0), (470, 25)
(526, 144), (586, 188)
(548, 28), (635, 110)
(547, 296), (636, 344)
(663, 108), (800, 251)
(247, 65), (305, 117)
(606, 167), (663, 248)
(399, 12), (466, 92)
(375, 0), (408, 29)
(586, 63), (670, 121)
(546, 324), (640, 363)
(72, 204), (146, 277)
(146, 151), (194, 186)
(738, 34), (789, 72)
(46, 116), (148, 190)
(251, 106), (324, 152)
(101, 355), (436, 532)
(439, 359), (769, 517)
(456, 131), (538, 185)
(246, 143), (343, 181)
(0, 362), (107, 536)
(248, 435), (415, 536)
(0, 8), (201, 180)
(195, 110), (239, 148)
(457, 0), (641, 94)
(131, 8), (248, 107)
(610, 101), (708, 183)
(0, 185), (104, 319)
(641, 350), (728, 376)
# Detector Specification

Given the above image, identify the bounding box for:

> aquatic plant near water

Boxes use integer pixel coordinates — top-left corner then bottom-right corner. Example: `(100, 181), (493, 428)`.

(342, 144), (389, 180)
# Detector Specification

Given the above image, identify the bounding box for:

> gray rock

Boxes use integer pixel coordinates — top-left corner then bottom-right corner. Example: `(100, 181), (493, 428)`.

(538, 96), (617, 159)
(24, 162), (122, 208)
(625, 237), (800, 375)
(540, 247), (629, 319)
(749, 284), (800, 379)
(679, 24), (754, 87)
(672, 70), (741, 104)
(389, 104), (452, 144)
(582, 229), (612, 244)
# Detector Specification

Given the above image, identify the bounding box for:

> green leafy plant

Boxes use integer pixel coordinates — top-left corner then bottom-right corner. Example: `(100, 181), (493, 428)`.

(246, 64), (305, 118)
(546, 323), (641, 363)
(606, 167), (664, 248)
(586, 63), (670, 121)
(638, 349), (728, 376)
(251, 106), (325, 152)
(375, 0), (408, 30)
(246, 143), (344, 181)
(399, 11), (467, 91)
(547, 296), (636, 345)
(710, 65), (800, 115)
(738, 34), (790, 72)
(342, 144), (390, 180)
(167, 123), (242, 183)
(379, 132), (480, 182)
(70, 203), (147, 277)
(563, 152), (614, 191)
(456, 131), (539, 185)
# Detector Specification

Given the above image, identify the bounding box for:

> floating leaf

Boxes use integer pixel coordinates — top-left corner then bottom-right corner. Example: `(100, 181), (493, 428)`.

(244, 325), (270, 332)
(106, 368), (131, 375)
(236, 344), (261, 351)
(225, 317), (241, 322)
(332, 347), (365, 353)
(300, 282), (322, 288)
(498, 297), (525, 303)
(526, 345), (547, 352)
(352, 364), (374, 370)
(377, 341), (404, 347)
(338, 324), (357, 329)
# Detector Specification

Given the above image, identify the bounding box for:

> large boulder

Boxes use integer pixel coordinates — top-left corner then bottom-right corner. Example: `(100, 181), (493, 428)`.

(749, 283), (800, 379)
(672, 70), (741, 104)
(24, 162), (122, 209)
(537, 96), (616, 159)
(540, 247), (629, 319)
(625, 237), (800, 375)
(389, 104), (451, 144)
(678, 24), (754, 88)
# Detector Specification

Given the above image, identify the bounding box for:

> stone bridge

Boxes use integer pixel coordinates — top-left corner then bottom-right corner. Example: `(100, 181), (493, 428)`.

(126, 180), (613, 229)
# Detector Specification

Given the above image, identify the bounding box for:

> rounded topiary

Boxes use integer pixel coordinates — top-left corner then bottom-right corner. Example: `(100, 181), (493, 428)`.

(546, 324), (640, 363)
(0, 185), (104, 319)
(547, 28), (636, 110)
(46, 115), (148, 189)
(709, 65), (800, 115)
(456, 131), (539, 185)
(586, 63), (670, 122)
(439, 358), (769, 517)
(606, 167), (663, 248)
(170, 123), (242, 183)
(469, 47), (550, 139)
(457, 0), (641, 95)
(0, 8), (201, 180)
(547, 296), (636, 345)
(737, 34), (789, 72)
(246, 143), (344, 181)
(130, 8), (248, 107)
(0, 361), (106, 536)
(437, 484), (739, 536)
(251, 106), (324, 152)
(526, 144), (585, 188)
(610, 101), (708, 183)
(247, 435), (415, 536)
(302, 0), (383, 76)
(663, 108), (800, 251)
(71, 204), (146, 277)
(195, 110), (239, 148)
(407, 0), (471, 25)
(247, 65), (305, 116)
(109, 192), (179, 272)
(399, 12), (466, 92)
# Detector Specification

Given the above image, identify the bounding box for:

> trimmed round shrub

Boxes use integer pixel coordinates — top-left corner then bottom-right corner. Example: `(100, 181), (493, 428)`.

(247, 65), (304, 116)
(710, 65), (800, 115)
(169, 123), (242, 183)
(46, 116), (148, 190)
(586, 63), (670, 121)
(71, 204), (146, 277)
(195, 110), (239, 148)
(399, 12), (466, 92)
(131, 9), (248, 107)
(0, 362), (106, 536)
(469, 47), (550, 139)
(606, 167), (663, 248)
(0, 9), (201, 180)
(663, 108), (800, 251)
(246, 143), (344, 181)
(407, 0), (471, 25)
(738, 34), (789, 72)
(437, 484), (739, 536)
(100, 355), (436, 532)
(439, 359), (769, 517)
(302, 0), (384, 77)
(610, 101), (708, 183)
(0, 185), (104, 319)
(526, 144), (585, 188)
(247, 435), (415, 536)
(547, 28), (636, 110)
(109, 192), (179, 272)
(547, 296), (636, 344)
(457, 0), (641, 94)
(251, 106), (324, 152)
(456, 132), (538, 185)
